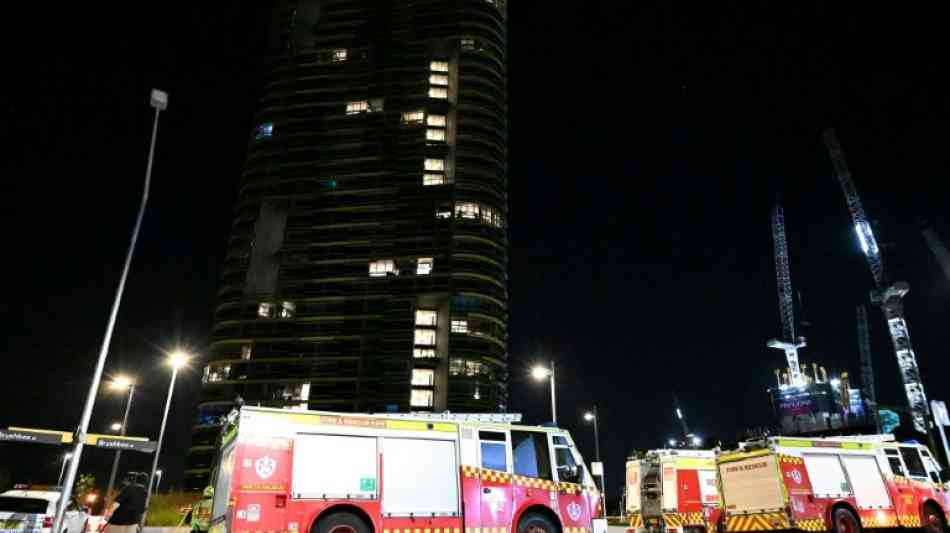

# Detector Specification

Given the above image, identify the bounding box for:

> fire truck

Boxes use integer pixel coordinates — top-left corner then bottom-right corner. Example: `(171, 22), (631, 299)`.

(625, 450), (721, 533)
(717, 435), (950, 533)
(207, 407), (606, 533)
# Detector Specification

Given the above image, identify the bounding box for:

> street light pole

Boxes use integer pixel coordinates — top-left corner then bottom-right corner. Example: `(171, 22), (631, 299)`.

(548, 361), (557, 425)
(591, 405), (601, 461)
(106, 383), (135, 505)
(58, 454), (72, 486)
(53, 89), (168, 533)
(141, 352), (187, 529)
(585, 407), (606, 506)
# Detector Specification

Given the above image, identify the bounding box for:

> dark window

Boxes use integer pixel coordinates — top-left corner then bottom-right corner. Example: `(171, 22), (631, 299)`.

(553, 435), (569, 445)
(480, 431), (507, 471)
(512, 430), (552, 480)
(0, 497), (49, 514)
(900, 447), (927, 477)
(888, 457), (906, 476)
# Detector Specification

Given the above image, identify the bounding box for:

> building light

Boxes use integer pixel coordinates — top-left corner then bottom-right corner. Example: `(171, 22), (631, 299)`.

(280, 301), (295, 319)
(258, 302), (273, 318)
(346, 100), (369, 115)
(416, 257), (434, 275)
(426, 114), (446, 127)
(414, 328), (437, 346)
(436, 210), (452, 219)
(333, 48), (347, 62)
(465, 360), (482, 377)
(254, 122), (274, 141)
(369, 98), (384, 112)
(430, 60), (449, 72)
(456, 202), (479, 219)
(412, 368), (435, 386)
(402, 111), (425, 124)
(368, 259), (397, 277)
(423, 173), (444, 186)
(451, 319), (469, 333)
(450, 358), (464, 376)
(426, 128), (446, 142)
(204, 363), (231, 384)
(410, 388), (434, 408)
(461, 39), (475, 50)
(428, 87), (448, 99)
(241, 344), (252, 360)
(424, 158), (445, 171)
(413, 348), (436, 359)
(415, 309), (438, 326)
(429, 74), (449, 86)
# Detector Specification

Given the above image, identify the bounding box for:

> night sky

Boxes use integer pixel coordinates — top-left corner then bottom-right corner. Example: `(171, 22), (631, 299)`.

(2, 2), (948, 503)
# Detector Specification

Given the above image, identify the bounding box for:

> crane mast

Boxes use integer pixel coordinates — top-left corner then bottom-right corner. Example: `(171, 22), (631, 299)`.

(856, 305), (881, 432)
(823, 128), (930, 434)
(767, 204), (806, 386)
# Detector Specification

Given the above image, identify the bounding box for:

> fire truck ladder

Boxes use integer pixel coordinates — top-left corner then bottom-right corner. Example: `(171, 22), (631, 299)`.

(823, 128), (930, 434)
(383, 412), (524, 423)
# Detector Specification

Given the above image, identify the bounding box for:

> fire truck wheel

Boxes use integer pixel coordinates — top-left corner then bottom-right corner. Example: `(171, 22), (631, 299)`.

(831, 508), (861, 533)
(518, 513), (557, 533)
(923, 505), (948, 533)
(314, 511), (372, 533)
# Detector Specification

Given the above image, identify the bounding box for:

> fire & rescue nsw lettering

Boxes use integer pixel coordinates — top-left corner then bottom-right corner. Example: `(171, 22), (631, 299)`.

(724, 461), (768, 473)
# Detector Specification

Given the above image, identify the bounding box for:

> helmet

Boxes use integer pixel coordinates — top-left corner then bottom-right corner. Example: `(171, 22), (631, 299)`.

(202, 486), (214, 498)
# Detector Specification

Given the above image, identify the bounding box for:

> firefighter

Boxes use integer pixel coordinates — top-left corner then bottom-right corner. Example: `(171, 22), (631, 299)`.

(189, 486), (213, 533)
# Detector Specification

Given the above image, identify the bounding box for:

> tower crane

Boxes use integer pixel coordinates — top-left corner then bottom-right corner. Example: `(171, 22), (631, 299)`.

(823, 128), (930, 434)
(856, 304), (881, 432)
(767, 204), (806, 386)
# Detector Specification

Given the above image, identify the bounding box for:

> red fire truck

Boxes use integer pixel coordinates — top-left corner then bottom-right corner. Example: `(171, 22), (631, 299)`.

(625, 450), (721, 533)
(717, 435), (950, 533)
(207, 407), (606, 533)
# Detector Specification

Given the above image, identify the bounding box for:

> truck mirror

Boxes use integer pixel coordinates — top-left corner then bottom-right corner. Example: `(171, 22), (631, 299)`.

(558, 464), (580, 483)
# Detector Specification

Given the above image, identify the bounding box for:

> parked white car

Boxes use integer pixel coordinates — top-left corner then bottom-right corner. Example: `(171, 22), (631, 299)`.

(0, 488), (88, 533)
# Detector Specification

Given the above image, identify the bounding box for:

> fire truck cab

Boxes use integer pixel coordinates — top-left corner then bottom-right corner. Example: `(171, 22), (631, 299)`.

(625, 450), (721, 533)
(717, 435), (950, 533)
(208, 407), (606, 533)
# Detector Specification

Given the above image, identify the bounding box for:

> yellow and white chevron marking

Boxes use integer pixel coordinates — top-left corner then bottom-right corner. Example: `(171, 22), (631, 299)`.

(794, 518), (825, 532)
(898, 514), (921, 528)
(387, 529), (462, 533)
(663, 514), (684, 528)
(463, 466), (479, 478)
(628, 513), (643, 529)
(778, 454), (804, 465)
(464, 528), (506, 533)
(559, 482), (582, 494)
(724, 513), (790, 532)
(481, 469), (511, 483)
(514, 475), (558, 490)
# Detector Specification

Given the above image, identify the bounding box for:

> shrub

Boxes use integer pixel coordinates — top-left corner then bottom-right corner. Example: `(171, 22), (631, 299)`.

(145, 492), (199, 527)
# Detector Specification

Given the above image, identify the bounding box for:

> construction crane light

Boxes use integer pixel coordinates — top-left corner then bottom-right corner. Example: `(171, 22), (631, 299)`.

(855, 221), (879, 256)
(676, 408), (683, 420)
(830, 378), (841, 387)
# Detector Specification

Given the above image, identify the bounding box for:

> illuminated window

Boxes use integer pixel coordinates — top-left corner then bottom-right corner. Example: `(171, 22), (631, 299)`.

(333, 48), (347, 62)
(346, 100), (368, 115)
(429, 74), (449, 86)
(424, 158), (445, 171)
(429, 87), (448, 99)
(426, 128), (446, 142)
(411, 388), (434, 408)
(258, 302), (273, 318)
(369, 98), (384, 112)
(430, 60), (449, 72)
(414, 348), (436, 359)
(241, 344), (252, 360)
(402, 110), (425, 124)
(412, 368), (435, 386)
(423, 173), (444, 186)
(436, 210), (452, 219)
(415, 309), (438, 326)
(417, 257), (434, 275)
(414, 328), (437, 346)
(427, 114), (446, 127)
(368, 259), (397, 277)
(456, 202), (479, 219)
(450, 358), (465, 376)
(280, 301), (295, 319)
(451, 320), (469, 333)
(461, 39), (475, 50)
(466, 360), (482, 377)
(204, 363), (231, 384)
(254, 122), (274, 141)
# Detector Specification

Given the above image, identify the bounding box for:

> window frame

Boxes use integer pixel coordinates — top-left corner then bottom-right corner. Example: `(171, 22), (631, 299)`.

(478, 430), (511, 473)
(511, 430), (553, 480)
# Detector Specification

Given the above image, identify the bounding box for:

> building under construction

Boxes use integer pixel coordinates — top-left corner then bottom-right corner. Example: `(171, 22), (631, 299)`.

(768, 364), (872, 435)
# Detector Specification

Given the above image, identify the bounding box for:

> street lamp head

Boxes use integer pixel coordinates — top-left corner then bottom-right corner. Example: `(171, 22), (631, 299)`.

(169, 350), (190, 369)
(110, 422), (122, 432)
(64, 453), (72, 460)
(668, 438), (677, 447)
(584, 412), (595, 421)
(531, 365), (551, 381)
(110, 375), (134, 390)
(691, 435), (703, 447)
(156, 469), (163, 476)
(150, 89), (169, 111)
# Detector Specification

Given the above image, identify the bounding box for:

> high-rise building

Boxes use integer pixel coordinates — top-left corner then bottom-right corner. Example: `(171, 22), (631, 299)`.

(186, 0), (508, 489)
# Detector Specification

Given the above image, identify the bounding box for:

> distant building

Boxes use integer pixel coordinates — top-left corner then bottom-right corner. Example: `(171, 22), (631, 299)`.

(768, 373), (873, 435)
(186, 0), (509, 490)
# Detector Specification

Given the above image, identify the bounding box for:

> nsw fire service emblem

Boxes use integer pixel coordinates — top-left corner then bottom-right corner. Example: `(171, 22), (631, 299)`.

(255, 455), (277, 479)
(567, 502), (582, 521)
